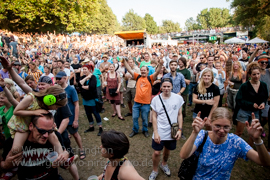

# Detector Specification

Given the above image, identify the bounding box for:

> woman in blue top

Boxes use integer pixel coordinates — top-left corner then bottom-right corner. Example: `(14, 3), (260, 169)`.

(180, 107), (270, 180)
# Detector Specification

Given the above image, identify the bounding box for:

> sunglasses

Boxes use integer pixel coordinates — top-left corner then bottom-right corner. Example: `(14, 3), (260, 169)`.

(259, 61), (268, 65)
(200, 57), (204, 59)
(56, 77), (62, 80)
(33, 123), (54, 135)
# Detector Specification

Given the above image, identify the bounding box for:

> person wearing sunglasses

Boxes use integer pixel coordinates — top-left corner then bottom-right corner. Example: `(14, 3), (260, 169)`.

(194, 54), (207, 74)
(180, 107), (270, 180)
(1, 113), (70, 180)
(257, 56), (270, 147)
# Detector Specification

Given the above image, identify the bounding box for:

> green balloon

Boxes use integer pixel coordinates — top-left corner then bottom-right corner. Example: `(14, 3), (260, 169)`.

(43, 95), (56, 106)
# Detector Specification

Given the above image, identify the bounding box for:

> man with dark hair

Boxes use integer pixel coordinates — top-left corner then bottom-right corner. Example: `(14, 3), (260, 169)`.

(177, 57), (191, 117)
(124, 59), (140, 117)
(162, 60), (186, 96)
(194, 54), (207, 73)
(177, 57), (191, 140)
(57, 60), (70, 83)
(140, 52), (151, 68)
(149, 78), (183, 180)
(1, 114), (69, 180)
(124, 58), (164, 138)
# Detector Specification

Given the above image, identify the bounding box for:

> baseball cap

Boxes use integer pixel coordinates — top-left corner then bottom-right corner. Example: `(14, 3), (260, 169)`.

(38, 76), (53, 84)
(102, 55), (108, 59)
(55, 71), (67, 78)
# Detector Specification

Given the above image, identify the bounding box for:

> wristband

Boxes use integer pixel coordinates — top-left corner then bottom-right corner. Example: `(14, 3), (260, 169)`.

(178, 128), (182, 131)
(253, 139), (263, 146)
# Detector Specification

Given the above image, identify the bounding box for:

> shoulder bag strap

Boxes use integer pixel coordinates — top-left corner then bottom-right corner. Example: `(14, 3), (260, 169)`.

(197, 131), (208, 153)
(158, 94), (172, 127)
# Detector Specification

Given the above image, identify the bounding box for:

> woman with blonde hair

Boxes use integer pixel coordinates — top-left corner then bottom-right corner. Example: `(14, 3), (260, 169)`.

(227, 61), (246, 112)
(180, 107), (270, 180)
(4, 78), (21, 102)
(193, 68), (220, 129)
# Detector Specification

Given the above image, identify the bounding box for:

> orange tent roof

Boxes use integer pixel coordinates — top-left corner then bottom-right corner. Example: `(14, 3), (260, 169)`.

(114, 30), (146, 40)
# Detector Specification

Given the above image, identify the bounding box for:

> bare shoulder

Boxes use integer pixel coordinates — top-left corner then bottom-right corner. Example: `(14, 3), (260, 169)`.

(118, 160), (144, 180)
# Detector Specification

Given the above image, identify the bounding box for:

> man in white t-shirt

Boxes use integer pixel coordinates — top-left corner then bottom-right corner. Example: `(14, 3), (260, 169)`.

(149, 78), (184, 180)
(198, 56), (218, 82)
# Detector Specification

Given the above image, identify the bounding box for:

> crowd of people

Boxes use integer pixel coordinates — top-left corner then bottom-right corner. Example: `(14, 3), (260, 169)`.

(0, 30), (269, 180)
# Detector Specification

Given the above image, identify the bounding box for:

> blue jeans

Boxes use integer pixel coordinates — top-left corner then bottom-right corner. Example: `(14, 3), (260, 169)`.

(132, 102), (150, 133)
(84, 105), (102, 126)
(189, 83), (197, 105)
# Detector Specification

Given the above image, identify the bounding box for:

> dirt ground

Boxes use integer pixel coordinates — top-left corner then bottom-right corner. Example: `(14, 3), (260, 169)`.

(58, 96), (270, 180)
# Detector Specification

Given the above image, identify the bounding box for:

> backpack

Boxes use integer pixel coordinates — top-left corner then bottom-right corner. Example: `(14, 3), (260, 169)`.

(135, 75), (152, 87)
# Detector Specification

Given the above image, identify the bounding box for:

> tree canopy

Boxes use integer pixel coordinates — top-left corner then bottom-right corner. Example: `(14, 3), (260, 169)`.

(144, 13), (158, 34)
(159, 20), (181, 33)
(0, 0), (119, 34)
(185, 17), (202, 31)
(230, 0), (270, 40)
(122, 9), (146, 31)
(197, 8), (231, 29)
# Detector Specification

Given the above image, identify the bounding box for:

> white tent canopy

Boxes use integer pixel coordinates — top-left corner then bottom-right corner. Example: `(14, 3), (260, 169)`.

(224, 37), (246, 44)
(246, 37), (269, 43)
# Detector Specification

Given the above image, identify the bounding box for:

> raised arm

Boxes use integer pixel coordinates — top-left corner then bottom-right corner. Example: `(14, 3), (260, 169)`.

(0, 78), (19, 107)
(3, 86), (19, 107)
(123, 59), (135, 77)
(248, 48), (259, 64)
(0, 56), (32, 94)
(152, 59), (164, 80)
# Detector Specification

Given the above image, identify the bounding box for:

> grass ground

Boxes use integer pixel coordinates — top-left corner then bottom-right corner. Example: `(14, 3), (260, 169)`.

(60, 95), (270, 180)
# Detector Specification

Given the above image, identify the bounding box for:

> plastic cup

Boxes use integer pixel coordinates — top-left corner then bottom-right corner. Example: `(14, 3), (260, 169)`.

(229, 82), (234, 88)
(88, 175), (99, 180)
(46, 151), (58, 163)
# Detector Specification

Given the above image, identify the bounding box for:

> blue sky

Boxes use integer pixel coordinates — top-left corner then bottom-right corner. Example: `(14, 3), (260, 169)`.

(107, 0), (232, 29)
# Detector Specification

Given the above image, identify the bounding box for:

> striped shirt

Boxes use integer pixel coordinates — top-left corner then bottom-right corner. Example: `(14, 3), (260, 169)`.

(28, 69), (43, 83)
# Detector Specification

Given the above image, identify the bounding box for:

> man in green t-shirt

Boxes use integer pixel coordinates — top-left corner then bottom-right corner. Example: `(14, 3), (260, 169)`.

(140, 52), (151, 68)
(177, 57), (191, 120)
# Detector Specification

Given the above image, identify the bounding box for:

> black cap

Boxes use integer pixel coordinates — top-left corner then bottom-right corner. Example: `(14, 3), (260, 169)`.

(38, 76), (53, 84)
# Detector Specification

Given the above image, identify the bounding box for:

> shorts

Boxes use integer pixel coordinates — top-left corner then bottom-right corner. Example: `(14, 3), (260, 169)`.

(227, 87), (238, 110)
(67, 125), (78, 135)
(261, 103), (269, 118)
(236, 108), (259, 124)
(152, 139), (176, 151)
(125, 87), (136, 102)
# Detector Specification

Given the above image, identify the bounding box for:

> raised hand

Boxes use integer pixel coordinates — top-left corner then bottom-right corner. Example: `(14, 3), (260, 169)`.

(0, 78), (5, 87)
(192, 112), (207, 133)
(245, 113), (263, 140)
(258, 103), (265, 110)
(0, 56), (12, 70)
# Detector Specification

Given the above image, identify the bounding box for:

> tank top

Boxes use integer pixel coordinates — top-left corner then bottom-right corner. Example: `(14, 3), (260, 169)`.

(102, 157), (127, 180)
(230, 74), (242, 89)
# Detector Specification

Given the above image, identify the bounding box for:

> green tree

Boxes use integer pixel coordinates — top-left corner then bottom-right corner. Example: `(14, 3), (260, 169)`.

(0, 0), (101, 33)
(230, 0), (270, 40)
(160, 20), (181, 33)
(185, 17), (202, 31)
(144, 13), (158, 34)
(122, 9), (146, 31)
(197, 8), (231, 29)
(91, 0), (120, 34)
